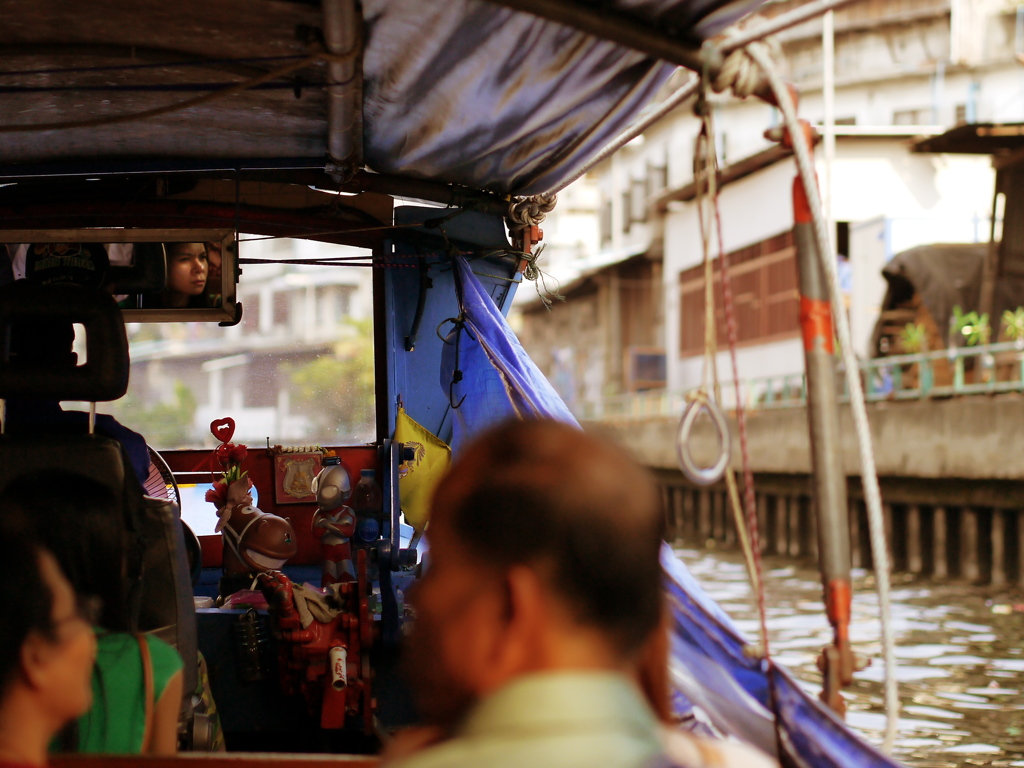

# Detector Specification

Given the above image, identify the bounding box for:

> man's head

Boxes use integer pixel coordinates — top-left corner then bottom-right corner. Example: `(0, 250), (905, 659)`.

(404, 419), (664, 727)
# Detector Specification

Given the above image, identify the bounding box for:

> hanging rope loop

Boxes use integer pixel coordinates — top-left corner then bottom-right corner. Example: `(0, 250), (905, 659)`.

(676, 390), (731, 486)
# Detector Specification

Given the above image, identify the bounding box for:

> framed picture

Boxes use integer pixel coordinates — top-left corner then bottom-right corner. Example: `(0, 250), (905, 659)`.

(274, 452), (323, 505)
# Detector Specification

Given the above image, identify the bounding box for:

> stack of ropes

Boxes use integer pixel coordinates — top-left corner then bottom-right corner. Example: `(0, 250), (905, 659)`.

(703, 32), (899, 753)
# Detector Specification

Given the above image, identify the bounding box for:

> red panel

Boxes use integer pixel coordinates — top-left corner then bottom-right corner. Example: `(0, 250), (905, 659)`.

(164, 446), (380, 569)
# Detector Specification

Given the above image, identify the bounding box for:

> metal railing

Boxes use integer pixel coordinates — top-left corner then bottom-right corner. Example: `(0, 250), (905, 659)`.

(578, 341), (1024, 421)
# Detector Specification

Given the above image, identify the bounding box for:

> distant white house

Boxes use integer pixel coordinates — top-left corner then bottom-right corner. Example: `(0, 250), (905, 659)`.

(517, 0), (1014, 414)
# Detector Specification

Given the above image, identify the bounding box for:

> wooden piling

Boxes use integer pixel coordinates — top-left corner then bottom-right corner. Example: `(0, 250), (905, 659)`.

(682, 488), (696, 542)
(710, 490), (722, 542)
(933, 506), (948, 578)
(991, 509), (1006, 587)
(906, 504), (923, 575)
(960, 507), (980, 582)
(723, 489), (736, 547)
(656, 477), (1024, 582)
(699, 489), (712, 543)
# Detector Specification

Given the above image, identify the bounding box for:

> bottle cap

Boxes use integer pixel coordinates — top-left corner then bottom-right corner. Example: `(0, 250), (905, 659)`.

(357, 517), (380, 542)
(361, 468), (376, 479)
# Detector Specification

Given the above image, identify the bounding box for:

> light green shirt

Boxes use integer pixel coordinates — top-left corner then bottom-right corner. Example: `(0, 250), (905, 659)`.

(390, 671), (664, 768)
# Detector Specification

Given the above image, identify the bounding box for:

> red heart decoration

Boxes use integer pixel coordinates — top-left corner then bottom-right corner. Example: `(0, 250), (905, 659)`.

(210, 417), (235, 444)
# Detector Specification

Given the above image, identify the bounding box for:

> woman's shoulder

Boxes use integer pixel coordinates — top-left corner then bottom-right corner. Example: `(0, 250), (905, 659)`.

(96, 632), (183, 676)
(142, 633), (185, 678)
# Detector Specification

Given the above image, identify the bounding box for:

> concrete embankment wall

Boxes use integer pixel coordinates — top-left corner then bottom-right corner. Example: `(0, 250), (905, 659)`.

(587, 394), (1024, 586)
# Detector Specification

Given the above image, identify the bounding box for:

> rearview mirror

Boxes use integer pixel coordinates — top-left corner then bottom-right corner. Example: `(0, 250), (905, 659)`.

(1, 228), (240, 324)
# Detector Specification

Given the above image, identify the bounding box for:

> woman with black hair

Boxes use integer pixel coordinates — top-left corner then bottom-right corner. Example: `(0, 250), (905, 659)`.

(0, 519), (96, 767)
(161, 242), (208, 308)
(2, 472), (184, 755)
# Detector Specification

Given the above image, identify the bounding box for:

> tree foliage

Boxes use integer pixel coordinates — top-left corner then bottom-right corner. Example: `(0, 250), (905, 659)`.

(109, 378), (198, 449)
(287, 319), (374, 442)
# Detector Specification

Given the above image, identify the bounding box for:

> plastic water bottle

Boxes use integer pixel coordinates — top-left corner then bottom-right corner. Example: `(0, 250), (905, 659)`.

(352, 468), (382, 519)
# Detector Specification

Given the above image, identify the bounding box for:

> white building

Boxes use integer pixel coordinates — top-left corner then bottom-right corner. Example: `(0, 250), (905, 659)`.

(518, 0), (1017, 413)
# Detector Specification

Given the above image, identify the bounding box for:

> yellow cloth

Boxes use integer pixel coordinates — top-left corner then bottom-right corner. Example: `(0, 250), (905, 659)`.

(394, 406), (450, 530)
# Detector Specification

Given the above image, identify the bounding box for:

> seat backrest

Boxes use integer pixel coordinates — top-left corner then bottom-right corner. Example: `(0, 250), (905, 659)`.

(0, 280), (129, 402)
(0, 279), (199, 743)
(138, 495), (199, 709)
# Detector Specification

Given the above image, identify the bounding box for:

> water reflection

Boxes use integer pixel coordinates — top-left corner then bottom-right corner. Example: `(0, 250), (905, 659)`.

(674, 547), (1024, 767)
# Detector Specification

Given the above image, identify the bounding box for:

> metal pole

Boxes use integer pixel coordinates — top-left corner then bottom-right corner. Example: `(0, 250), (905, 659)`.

(789, 121), (853, 717)
(322, 0), (363, 168)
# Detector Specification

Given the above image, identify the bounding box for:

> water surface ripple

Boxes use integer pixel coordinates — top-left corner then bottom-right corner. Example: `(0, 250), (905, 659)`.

(674, 547), (1024, 767)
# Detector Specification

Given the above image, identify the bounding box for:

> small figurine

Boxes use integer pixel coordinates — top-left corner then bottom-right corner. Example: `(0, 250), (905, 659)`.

(206, 419), (297, 597)
(310, 459), (355, 587)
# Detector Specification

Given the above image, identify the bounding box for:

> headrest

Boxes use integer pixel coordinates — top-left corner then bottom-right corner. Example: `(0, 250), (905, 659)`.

(0, 281), (129, 402)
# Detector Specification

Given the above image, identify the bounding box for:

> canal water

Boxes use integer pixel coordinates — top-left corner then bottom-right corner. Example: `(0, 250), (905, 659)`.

(674, 546), (1024, 767)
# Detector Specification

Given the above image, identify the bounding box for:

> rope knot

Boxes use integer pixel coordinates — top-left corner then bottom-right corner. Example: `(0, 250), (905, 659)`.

(508, 193), (558, 229)
(708, 36), (782, 100)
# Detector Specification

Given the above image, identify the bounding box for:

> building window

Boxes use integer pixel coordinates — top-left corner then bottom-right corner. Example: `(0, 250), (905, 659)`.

(954, 104), (968, 125)
(893, 108), (928, 125)
(242, 294), (260, 333)
(621, 189), (633, 233)
(678, 230), (799, 356)
(599, 199), (613, 247)
(273, 291), (290, 328)
(631, 178), (648, 224)
(647, 162), (668, 198)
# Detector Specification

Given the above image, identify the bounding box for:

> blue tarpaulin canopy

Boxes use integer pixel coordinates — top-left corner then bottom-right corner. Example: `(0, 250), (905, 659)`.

(0, 0), (766, 196)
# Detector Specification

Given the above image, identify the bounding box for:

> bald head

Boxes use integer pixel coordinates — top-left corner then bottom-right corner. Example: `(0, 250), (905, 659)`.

(434, 419), (665, 657)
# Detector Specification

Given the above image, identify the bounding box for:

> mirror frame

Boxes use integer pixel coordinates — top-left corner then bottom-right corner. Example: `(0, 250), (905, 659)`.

(2, 228), (240, 324)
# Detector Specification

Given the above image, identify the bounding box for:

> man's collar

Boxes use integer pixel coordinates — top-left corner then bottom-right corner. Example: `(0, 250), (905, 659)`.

(458, 670), (657, 739)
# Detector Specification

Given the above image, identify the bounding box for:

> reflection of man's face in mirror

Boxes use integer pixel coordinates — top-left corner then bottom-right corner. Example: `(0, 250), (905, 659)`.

(204, 241), (223, 283)
(166, 242), (208, 307)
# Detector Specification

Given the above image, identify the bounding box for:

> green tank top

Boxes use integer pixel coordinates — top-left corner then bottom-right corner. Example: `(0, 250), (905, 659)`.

(75, 632), (183, 753)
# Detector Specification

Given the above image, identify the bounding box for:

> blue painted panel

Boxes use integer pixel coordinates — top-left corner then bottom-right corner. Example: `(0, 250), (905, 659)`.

(381, 206), (521, 444)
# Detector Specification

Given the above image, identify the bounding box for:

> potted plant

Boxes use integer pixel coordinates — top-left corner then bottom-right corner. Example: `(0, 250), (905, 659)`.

(949, 307), (993, 385)
(962, 310), (993, 384)
(1002, 307), (1024, 346)
(998, 306), (1024, 382)
(897, 322), (929, 392)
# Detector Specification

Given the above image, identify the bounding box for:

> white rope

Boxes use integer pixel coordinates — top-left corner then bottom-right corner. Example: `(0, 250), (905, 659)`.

(508, 193), (558, 228)
(744, 41), (899, 752)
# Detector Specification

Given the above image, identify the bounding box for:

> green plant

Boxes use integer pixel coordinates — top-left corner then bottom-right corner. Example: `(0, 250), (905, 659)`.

(287, 319), (374, 442)
(898, 322), (927, 354)
(964, 312), (991, 346)
(1001, 306), (1024, 342)
(108, 378), (198, 449)
(953, 306), (990, 346)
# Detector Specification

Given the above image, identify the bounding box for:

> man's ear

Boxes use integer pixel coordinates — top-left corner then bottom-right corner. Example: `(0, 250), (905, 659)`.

(479, 565), (548, 687)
